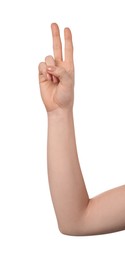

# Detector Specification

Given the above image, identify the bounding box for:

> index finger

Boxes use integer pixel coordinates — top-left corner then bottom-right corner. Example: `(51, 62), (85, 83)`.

(64, 27), (74, 65)
(51, 23), (63, 61)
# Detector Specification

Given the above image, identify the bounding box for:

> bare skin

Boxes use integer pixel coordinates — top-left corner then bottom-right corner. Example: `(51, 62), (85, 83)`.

(38, 23), (125, 236)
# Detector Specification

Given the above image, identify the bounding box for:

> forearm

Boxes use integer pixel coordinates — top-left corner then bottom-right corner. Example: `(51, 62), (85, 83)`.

(47, 109), (89, 234)
(47, 109), (125, 236)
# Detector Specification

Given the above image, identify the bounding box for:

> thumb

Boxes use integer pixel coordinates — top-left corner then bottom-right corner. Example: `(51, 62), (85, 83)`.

(47, 66), (67, 81)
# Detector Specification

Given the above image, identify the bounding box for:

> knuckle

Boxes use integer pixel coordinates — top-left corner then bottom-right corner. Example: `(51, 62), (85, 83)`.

(45, 55), (54, 61)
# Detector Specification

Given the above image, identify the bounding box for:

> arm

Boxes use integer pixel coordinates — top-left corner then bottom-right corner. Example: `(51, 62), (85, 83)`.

(38, 23), (125, 236)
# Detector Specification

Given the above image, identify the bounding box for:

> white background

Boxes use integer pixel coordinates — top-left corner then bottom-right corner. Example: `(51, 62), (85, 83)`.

(0, 0), (125, 259)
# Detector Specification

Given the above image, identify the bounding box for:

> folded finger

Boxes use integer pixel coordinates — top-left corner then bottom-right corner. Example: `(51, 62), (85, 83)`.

(38, 62), (48, 81)
(38, 62), (47, 75)
(45, 56), (58, 83)
(45, 55), (55, 66)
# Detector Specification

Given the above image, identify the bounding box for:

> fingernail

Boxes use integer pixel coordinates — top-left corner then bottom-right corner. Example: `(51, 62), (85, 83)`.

(47, 66), (56, 72)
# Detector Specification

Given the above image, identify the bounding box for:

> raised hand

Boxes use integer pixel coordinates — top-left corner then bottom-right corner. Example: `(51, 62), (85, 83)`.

(38, 23), (74, 113)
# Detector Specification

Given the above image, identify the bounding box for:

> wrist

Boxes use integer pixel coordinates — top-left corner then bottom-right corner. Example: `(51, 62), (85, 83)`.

(47, 108), (73, 120)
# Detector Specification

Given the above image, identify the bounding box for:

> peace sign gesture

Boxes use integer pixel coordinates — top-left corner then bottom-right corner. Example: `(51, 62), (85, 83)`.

(38, 23), (74, 114)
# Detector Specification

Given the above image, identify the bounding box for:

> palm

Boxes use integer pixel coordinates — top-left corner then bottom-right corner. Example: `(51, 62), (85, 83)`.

(39, 23), (74, 113)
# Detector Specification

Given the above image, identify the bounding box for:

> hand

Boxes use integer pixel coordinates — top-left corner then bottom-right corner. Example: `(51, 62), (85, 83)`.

(38, 23), (74, 114)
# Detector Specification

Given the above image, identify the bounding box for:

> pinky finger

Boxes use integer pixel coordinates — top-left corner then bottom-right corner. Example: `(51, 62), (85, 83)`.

(38, 62), (48, 81)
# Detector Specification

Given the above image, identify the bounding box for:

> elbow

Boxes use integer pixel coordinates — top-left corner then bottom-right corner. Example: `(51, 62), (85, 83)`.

(58, 221), (87, 236)
(58, 225), (85, 236)
(57, 207), (91, 236)
(58, 225), (75, 236)
(57, 199), (100, 236)
(58, 226), (77, 236)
